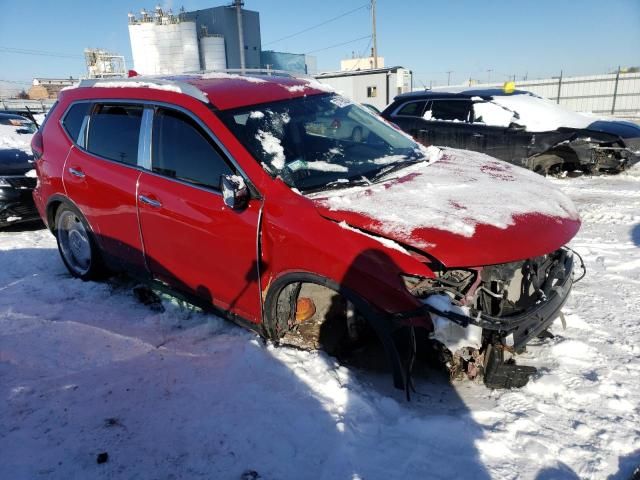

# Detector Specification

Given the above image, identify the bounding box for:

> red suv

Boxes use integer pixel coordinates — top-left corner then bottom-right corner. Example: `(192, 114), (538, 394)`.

(32, 73), (582, 391)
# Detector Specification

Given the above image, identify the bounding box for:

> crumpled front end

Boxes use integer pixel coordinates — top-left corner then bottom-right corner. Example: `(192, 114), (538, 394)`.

(396, 247), (582, 388)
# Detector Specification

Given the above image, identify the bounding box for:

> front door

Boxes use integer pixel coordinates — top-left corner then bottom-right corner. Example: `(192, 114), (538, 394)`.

(137, 106), (262, 323)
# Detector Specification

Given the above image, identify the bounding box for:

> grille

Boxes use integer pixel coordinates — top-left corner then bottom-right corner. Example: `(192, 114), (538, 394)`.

(6, 177), (36, 190)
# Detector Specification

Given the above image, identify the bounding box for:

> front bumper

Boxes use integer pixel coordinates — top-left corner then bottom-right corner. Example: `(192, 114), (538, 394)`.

(392, 249), (576, 352)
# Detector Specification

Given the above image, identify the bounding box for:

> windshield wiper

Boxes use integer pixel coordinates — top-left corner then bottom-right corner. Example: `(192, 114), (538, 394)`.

(370, 159), (424, 183)
(301, 176), (371, 194)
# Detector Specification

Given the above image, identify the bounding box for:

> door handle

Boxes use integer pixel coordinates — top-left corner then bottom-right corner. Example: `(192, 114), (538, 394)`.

(472, 133), (485, 138)
(68, 167), (85, 178)
(138, 194), (162, 208)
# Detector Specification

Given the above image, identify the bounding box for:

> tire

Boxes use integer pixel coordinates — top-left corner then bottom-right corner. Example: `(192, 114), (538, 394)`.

(54, 203), (105, 280)
(530, 154), (564, 176)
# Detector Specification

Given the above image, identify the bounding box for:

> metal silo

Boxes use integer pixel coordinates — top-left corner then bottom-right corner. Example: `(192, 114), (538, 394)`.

(128, 8), (200, 75)
(199, 35), (227, 71)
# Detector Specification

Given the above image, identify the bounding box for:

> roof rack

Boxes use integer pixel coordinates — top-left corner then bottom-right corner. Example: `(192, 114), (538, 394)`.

(185, 68), (312, 79)
(72, 77), (210, 104)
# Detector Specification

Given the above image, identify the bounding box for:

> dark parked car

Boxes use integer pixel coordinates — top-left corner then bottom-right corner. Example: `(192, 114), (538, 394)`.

(0, 113), (40, 227)
(382, 88), (640, 174)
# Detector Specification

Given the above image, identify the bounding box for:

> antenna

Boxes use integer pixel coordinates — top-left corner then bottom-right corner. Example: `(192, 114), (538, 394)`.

(371, 0), (378, 68)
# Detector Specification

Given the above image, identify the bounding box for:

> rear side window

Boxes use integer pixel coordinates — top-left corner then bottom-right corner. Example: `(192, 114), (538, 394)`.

(87, 104), (143, 165)
(62, 103), (90, 142)
(152, 108), (232, 190)
(425, 100), (472, 122)
(396, 101), (427, 117)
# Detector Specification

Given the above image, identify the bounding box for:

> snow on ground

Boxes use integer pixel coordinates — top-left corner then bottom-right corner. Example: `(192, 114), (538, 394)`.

(1, 168), (639, 479)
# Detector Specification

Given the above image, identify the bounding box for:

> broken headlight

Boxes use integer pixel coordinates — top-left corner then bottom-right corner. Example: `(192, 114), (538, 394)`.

(401, 269), (477, 303)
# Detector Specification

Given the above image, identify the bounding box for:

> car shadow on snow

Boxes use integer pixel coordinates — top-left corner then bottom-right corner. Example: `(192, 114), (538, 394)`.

(607, 449), (640, 480)
(0, 243), (494, 478)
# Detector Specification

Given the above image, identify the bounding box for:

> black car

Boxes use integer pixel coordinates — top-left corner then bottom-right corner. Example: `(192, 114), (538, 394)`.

(382, 88), (640, 174)
(0, 113), (40, 228)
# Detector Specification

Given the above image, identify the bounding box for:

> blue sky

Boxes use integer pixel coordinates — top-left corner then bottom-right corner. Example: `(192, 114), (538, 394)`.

(1, 0), (639, 92)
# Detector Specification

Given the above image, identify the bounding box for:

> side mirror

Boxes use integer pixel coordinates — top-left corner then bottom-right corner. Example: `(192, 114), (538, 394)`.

(508, 122), (526, 132)
(221, 174), (250, 210)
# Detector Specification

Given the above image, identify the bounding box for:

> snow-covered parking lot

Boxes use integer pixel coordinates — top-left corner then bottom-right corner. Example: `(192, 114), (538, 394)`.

(1, 169), (639, 480)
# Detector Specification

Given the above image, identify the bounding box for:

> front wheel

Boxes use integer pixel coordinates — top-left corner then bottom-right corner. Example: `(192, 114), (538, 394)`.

(55, 204), (105, 280)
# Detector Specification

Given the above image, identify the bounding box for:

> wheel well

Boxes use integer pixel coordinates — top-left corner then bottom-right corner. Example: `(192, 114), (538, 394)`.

(46, 200), (62, 231)
(263, 272), (407, 390)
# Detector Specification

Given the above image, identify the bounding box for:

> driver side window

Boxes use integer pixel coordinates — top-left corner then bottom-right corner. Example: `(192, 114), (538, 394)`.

(152, 108), (233, 190)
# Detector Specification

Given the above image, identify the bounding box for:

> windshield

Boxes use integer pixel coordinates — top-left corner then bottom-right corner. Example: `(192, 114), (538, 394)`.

(219, 94), (430, 192)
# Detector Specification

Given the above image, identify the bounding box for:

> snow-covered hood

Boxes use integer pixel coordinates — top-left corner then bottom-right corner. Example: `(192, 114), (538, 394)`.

(0, 124), (34, 175)
(310, 148), (581, 267)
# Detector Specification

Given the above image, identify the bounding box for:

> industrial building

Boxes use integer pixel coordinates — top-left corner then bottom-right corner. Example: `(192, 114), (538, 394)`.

(127, 3), (314, 75)
(27, 78), (78, 100)
(315, 67), (413, 111)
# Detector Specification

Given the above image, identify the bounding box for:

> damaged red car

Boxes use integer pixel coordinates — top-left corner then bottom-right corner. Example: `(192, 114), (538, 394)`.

(32, 73), (583, 392)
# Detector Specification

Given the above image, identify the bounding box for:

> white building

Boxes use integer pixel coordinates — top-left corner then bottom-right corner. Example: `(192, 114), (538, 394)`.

(316, 67), (412, 111)
(340, 56), (385, 72)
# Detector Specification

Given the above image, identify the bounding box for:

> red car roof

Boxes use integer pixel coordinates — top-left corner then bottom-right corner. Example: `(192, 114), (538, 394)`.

(169, 73), (331, 110)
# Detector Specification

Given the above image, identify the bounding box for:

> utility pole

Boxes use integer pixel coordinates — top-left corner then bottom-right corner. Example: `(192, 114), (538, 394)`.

(486, 69), (493, 84)
(446, 70), (452, 86)
(371, 0), (378, 68)
(234, 0), (245, 72)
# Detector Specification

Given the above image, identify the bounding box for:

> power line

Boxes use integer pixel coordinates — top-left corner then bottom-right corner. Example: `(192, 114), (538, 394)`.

(0, 46), (83, 59)
(305, 35), (371, 55)
(263, 4), (369, 47)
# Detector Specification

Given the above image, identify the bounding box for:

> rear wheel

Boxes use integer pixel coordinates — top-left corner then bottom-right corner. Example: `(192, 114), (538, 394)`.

(55, 204), (105, 280)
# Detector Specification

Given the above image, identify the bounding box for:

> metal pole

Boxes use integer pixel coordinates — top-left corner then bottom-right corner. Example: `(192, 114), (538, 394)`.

(234, 0), (246, 72)
(446, 70), (452, 86)
(611, 66), (620, 115)
(556, 70), (563, 104)
(371, 0), (378, 68)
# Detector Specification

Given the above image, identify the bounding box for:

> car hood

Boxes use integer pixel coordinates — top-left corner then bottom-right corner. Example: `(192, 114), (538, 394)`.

(584, 120), (640, 139)
(0, 148), (33, 175)
(310, 148), (581, 267)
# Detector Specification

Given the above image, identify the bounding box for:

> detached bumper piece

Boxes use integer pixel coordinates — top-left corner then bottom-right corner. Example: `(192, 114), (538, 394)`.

(483, 344), (537, 389)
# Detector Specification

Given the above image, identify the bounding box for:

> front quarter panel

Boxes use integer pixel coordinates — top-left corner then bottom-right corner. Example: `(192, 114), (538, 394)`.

(260, 181), (434, 316)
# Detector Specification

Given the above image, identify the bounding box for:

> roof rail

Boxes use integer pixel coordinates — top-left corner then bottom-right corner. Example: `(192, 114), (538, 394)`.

(71, 77), (210, 104)
(186, 68), (312, 79)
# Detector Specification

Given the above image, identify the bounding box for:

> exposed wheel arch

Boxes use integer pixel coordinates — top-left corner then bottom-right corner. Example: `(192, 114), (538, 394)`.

(263, 271), (407, 390)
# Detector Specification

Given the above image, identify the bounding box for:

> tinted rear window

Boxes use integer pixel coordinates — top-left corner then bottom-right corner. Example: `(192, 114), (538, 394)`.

(87, 104), (142, 165)
(62, 102), (90, 142)
(396, 101), (426, 117)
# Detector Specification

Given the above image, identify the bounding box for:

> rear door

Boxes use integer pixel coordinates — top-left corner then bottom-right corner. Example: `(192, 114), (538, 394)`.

(388, 100), (428, 139)
(62, 102), (147, 274)
(137, 106), (262, 323)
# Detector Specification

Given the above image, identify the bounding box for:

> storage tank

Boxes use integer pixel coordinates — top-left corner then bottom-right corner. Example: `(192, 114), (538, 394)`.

(200, 35), (226, 71)
(128, 17), (200, 74)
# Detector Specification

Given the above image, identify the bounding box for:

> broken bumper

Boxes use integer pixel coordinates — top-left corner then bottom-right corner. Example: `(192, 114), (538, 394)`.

(0, 190), (40, 227)
(393, 249), (576, 352)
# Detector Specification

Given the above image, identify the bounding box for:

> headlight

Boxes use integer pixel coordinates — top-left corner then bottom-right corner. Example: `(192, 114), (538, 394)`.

(401, 269), (477, 299)
(0, 177), (11, 187)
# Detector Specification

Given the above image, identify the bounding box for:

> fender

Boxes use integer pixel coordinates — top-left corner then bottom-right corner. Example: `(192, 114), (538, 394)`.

(263, 271), (408, 391)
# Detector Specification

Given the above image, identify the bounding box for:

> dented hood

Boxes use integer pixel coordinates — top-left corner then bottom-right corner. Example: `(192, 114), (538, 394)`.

(310, 148), (581, 267)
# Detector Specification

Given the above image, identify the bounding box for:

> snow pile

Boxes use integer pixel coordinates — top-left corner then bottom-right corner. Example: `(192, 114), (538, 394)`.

(0, 123), (33, 155)
(1, 168), (640, 478)
(491, 94), (594, 132)
(200, 71), (267, 84)
(302, 160), (348, 173)
(338, 221), (409, 253)
(312, 147), (579, 238)
(472, 100), (516, 127)
(255, 129), (285, 169)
